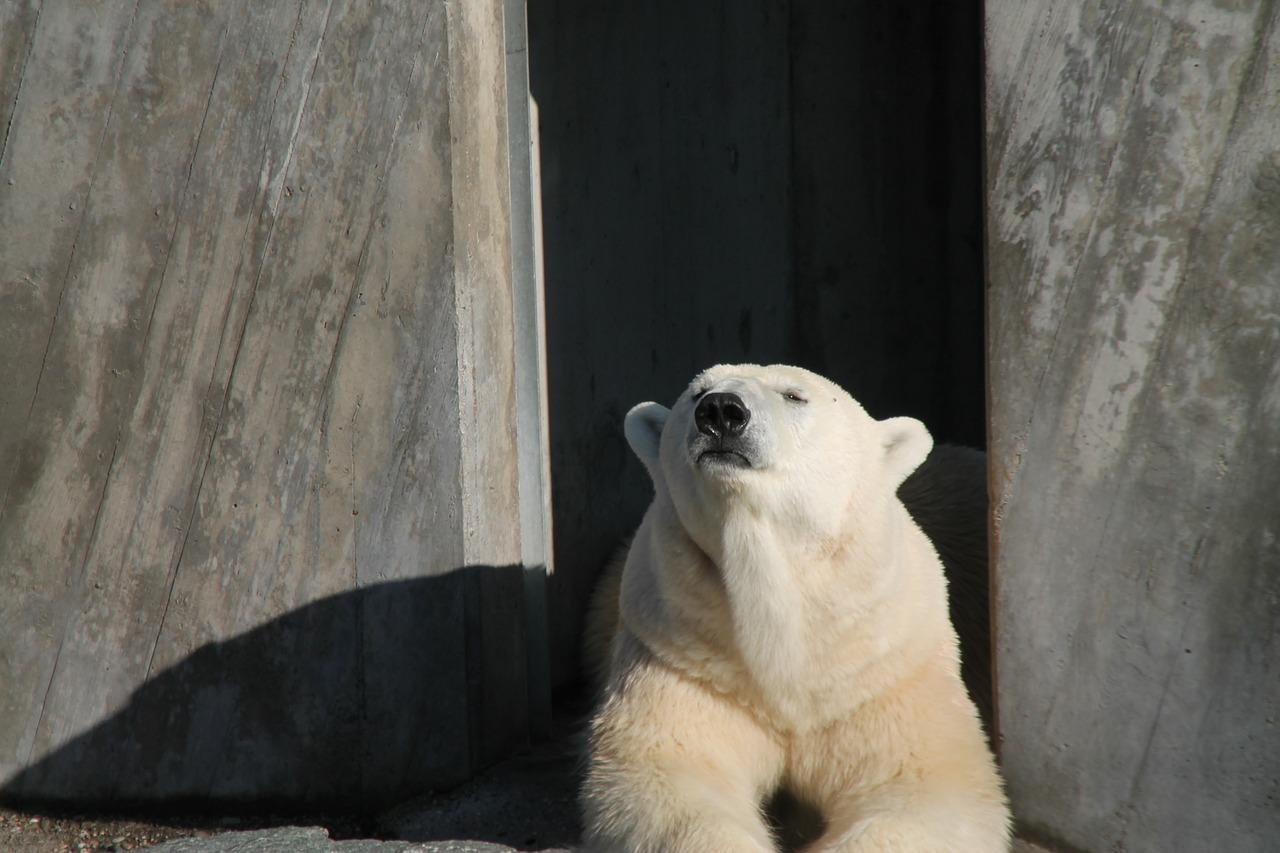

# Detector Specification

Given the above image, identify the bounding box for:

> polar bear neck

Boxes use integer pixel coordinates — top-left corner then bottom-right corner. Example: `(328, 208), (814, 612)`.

(631, 489), (947, 728)
(712, 499), (914, 717)
(716, 508), (810, 699)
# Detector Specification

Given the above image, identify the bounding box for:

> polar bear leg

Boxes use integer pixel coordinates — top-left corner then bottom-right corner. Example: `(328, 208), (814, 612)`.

(810, 787), (1010, 853)
(812, 815), (1009, 853)
(583, 641), (783, 853)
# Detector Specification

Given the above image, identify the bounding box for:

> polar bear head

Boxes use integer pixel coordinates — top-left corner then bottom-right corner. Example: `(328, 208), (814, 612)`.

(625, 364), (933, 552)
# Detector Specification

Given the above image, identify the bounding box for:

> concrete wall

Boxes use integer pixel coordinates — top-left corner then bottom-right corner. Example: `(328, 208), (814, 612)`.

(0, 0), (545, 808)
(528, 0), (986, 686)
(986, 1), (1280, 850)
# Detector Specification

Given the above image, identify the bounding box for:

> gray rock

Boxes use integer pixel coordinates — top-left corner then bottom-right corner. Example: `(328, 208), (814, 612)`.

(145, 826), (404, 852)
(145, 826), (570, 853)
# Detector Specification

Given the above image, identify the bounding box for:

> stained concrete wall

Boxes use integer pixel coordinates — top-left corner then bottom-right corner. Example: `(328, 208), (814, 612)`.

(528, 0), (986, 686)
(986, 1), (1280, 850)
(0, 0), (546, 808)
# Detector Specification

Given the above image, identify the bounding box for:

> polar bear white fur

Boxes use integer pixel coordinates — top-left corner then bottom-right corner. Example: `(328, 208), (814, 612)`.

(582, 443), (996, 731)
(581, 364), (1010, 853)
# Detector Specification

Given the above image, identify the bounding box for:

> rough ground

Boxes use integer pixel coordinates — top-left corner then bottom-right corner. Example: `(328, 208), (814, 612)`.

(0, 714), (581, 853)
(0, 800), (452, 853)
(0, 807), (163, 853)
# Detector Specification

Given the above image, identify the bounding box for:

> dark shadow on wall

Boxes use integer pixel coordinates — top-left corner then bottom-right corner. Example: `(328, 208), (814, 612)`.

(1, 567), (536, 818)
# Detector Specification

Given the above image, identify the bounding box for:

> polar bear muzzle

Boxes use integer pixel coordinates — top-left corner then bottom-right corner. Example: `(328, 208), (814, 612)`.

(692, 390), (755, 468)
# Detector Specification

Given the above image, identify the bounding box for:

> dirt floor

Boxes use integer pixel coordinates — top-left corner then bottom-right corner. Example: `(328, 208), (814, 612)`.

(0, 806), (201, 853)
(0, 806), (368, 853)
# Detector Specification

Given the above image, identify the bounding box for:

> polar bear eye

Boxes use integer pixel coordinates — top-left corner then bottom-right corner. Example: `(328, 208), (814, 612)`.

(782, 390), (808, 404)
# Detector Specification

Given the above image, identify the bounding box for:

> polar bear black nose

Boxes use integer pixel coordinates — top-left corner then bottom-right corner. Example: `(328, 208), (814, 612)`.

(695, 392), (751, 438)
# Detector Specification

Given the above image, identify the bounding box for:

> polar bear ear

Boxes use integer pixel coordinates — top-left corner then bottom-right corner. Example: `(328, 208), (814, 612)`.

(879, 416), (933, 487)
(624, 402), (670, 479)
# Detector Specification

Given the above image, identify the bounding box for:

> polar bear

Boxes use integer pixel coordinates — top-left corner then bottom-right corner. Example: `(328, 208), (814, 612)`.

(581, 364), (1010, 853)
(583, 442), (995, 731)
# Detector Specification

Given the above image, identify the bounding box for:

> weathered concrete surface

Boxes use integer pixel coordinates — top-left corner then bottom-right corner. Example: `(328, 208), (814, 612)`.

(987, 0), (1280, 851)
(0, 0), (540, 807)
